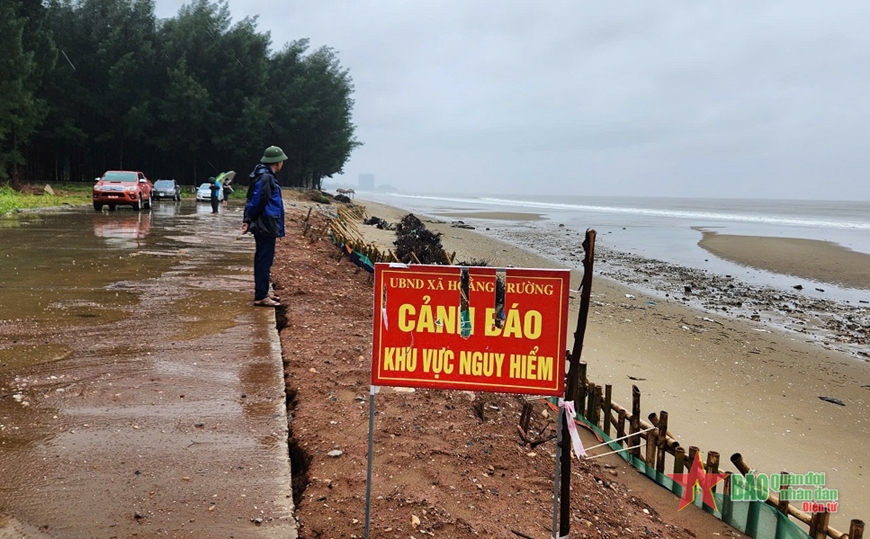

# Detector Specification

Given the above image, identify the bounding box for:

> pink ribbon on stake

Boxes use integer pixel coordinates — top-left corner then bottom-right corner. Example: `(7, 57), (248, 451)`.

(558, 399), (587, 458)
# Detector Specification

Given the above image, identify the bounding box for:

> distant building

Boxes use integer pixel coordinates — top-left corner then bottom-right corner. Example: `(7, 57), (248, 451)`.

(358, 174), (375, 190)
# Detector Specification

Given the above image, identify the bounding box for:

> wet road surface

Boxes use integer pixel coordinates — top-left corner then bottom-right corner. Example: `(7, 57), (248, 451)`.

(0, 201), (296, 538)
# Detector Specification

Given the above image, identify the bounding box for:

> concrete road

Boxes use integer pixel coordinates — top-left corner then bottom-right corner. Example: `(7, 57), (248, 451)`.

(0, 201), (296, 538)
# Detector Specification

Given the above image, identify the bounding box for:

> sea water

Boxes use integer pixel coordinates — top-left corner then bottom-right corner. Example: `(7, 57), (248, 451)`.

(356, 192), (870, 304)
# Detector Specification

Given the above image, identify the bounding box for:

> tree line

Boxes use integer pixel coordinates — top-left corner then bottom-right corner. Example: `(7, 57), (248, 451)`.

(0, 0), (361, 189)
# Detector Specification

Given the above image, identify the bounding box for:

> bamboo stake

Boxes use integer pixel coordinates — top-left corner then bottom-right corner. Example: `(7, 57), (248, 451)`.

(629, 385), (641, 458)
(850, 520), (864, 539)
(647, 412), (680, 451)
(655, 411), (668, 473)
(721, 472), (733, 522)
(592, 385), (602, 426)
(777, 470), (790, 514)
(586, 381), (595, 422)
(442, 248), (453, 265)
(706, 451), (720, 498)
(673, 446), (685, 474)
(602, 384), (612, 437)
(519, 402), (532, 435)
(687, 446), (699, 470)
(810, 510), (830, 539)
(776, 470), (792, 539)
(575, 362), (587, 417)
(644, 422), (657, 467)
(616, 409), (626, 445)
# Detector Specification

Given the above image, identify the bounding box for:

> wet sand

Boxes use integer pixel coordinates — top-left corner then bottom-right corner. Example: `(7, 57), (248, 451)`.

(433, 210), (544, 221)
(357, 198), (870, 529)
(698, 230), (870, 290)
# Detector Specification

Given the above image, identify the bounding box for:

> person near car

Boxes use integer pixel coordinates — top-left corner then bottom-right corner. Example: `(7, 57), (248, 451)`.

(208, 176), (221, 214)
(240, 146), (286, 307)
(222, 182), (233, 207)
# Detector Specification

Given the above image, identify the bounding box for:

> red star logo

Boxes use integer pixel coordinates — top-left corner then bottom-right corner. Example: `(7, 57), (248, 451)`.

(666, 453), (728, 511)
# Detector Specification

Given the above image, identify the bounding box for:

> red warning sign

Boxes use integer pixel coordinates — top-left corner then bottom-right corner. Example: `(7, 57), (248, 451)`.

(372, 264), (570, 396)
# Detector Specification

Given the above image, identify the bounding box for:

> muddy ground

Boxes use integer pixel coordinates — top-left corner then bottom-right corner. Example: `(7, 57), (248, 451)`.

(272, 194), (734, 539)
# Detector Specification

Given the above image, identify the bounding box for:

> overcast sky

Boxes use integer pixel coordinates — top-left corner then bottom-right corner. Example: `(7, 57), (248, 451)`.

(154, 1), (870, 200)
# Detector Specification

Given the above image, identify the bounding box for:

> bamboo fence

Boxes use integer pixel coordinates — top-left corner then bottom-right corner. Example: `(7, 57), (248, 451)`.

(562, 366), (865, 539)
(324, 205), (393, 265)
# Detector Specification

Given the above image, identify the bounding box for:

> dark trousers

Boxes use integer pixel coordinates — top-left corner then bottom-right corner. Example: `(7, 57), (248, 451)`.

(254, 235), (276, 300)
(210, 196), (219, 213)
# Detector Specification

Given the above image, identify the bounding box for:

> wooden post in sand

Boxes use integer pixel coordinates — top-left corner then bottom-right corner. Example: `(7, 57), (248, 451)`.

(850, 520), (865, 539)
(655, 411), (668, 473)
(586, 381), (595, 422)
(303, 207), (312, 235)
(777, 470), (790, 514)
(602, 384), (613, 436)
(721, 472), (733, 522)
(575, 362), (587, 417)
(704, 451), (720, 515)
(616, 409), (627, 445)
(629, 385), (641, 458)
(687, 446), (699, 468)
(673, 446), (686, 474)
(592, 385), (602, 426)
(644, 422), (657, 468)
(706, 451), (720, 494)
(809, 509), (830, 539)
(559, 229), (596, 538)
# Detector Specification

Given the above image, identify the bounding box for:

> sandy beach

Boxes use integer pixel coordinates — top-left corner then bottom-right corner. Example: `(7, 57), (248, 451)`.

(698, 230), (870, 290)
(355, 198), (870, 529)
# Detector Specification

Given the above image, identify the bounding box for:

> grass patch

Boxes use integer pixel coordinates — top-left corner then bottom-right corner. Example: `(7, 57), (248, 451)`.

(0, 184), (92, 215)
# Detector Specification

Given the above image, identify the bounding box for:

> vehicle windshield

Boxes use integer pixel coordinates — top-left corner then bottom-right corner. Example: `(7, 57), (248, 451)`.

(102, 172), (138, 182)
(154, 180), (175, 188)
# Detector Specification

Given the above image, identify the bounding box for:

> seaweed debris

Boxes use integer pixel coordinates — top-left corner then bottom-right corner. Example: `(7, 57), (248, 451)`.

(363, 215), (392, 230)
(394, 214), (452, 265)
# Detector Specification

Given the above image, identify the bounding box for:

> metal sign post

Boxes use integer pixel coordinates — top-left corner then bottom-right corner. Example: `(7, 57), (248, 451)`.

(364, 385), (377, 539)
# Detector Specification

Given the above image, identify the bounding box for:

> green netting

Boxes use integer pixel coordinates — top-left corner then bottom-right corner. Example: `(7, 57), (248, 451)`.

(550, 399), (813, 539)
(459, 309), (472, 337)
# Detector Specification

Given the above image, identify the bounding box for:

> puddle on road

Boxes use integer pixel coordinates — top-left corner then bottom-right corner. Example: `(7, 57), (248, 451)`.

(0, 344), (73, 372)
(0, 210), (173, 323)
(0, 203), (254, 364)
(168, 289), (250, 341)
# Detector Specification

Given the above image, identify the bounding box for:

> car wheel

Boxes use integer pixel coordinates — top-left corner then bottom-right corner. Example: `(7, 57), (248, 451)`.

(108, 204), (116, 211)
(133, 196), (142, 212)
(144, 194), (152, 209)
(175, 193), (181, 202)
(93, 202), (103, 211)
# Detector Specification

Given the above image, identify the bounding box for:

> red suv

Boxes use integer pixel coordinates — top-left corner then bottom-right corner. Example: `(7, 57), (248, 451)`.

(93, 170), (153, 211)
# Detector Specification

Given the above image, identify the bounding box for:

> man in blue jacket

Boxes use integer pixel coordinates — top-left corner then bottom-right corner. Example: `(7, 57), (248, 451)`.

(241, 146), (287, 307)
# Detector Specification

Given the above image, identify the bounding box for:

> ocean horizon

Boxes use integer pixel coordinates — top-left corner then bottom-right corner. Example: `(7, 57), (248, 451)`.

(354, 191), (870, 305)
